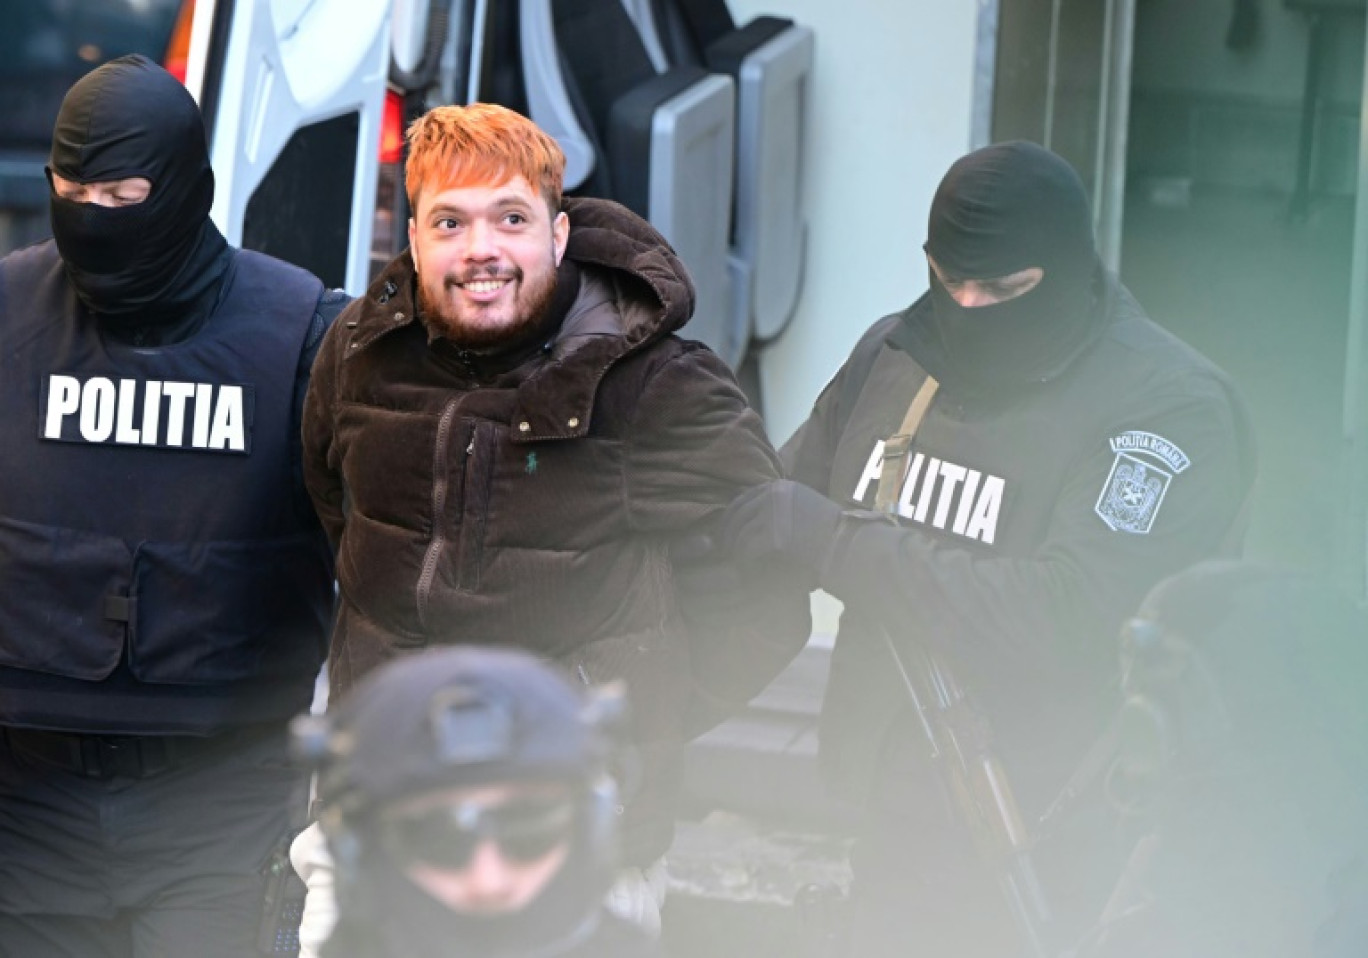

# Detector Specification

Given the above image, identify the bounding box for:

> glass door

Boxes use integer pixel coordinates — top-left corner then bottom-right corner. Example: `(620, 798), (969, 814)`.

(987, 0), (1135, 271)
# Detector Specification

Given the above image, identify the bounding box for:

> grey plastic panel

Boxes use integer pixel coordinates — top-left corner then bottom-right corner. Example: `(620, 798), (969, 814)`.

(520, 0), (598, 190)
(734, 25), (813, 343)
(648, 74), (740, 366)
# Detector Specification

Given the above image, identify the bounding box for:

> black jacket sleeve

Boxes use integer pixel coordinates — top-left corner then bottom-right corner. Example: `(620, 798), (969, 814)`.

(292, 288), (351, 530)
(301, 294), (359, 551)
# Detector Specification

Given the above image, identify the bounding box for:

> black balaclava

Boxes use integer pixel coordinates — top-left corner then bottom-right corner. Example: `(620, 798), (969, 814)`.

(316, 647), (620, 958)
(923, 140), (1101, 395)
(47, 54), (228, 327)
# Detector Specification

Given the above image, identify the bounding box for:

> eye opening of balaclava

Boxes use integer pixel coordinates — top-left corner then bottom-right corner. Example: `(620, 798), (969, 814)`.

(924, 140), (1101, 396)
(47, 53), (226, 324)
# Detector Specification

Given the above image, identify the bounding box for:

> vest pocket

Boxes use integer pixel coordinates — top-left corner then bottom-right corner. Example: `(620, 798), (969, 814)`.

(0, 516), (131, 680)
(129, 533), (333, 685)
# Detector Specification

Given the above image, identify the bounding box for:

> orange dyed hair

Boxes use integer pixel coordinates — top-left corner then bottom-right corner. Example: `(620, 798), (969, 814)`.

(405, 103), (566, 213)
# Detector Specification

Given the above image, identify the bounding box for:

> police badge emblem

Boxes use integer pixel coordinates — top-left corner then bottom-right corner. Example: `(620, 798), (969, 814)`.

(1095, 431), (1191, 534)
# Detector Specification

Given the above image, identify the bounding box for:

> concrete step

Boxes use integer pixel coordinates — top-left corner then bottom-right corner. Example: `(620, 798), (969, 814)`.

(666, 640), (856, 956)
(663, 813), (852, 958)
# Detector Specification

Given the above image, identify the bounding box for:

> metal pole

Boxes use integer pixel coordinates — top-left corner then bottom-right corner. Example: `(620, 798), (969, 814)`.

(467, 0), (490, 103)
(1291, 13), (1326, 221)
(1339, 17), (1368, 601)
(183, 0), (219, 104)
(1093, 0), (1114, 211)
(1096, 0), (1134, 274)
(971, 0), (1001, 150)
(1043, 0), (1063, 148)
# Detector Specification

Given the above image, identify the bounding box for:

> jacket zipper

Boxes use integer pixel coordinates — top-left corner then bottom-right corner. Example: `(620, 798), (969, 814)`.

(457, 422), (493, 592)
(415, 396), (461, 631)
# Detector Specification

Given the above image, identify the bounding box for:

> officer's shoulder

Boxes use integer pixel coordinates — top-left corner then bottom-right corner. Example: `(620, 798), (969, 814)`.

(1103, 282), (1230, 385)
(232, 248), (340, 302)
(232, 249), (352, 319)
(316, 287), (352, 321)
(831, 310), (906, 385)
(863, 309), (907, 345)
(1, 237), (61, 273)
(0, 240), (63, 315)
(308, 293), (365, 366)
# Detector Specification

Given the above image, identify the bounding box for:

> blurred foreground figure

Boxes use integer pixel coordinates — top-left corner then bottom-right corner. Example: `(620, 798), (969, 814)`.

(1077, 561), (1368, 958)
(0, 55), (338, 955)
(720, 141), (1257, 955)
(298, 646), (658, 958)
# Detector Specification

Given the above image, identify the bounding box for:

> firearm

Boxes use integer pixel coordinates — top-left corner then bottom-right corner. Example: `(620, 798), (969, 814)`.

(257, 833), (308, 955)
(879, 626), (1054, 958)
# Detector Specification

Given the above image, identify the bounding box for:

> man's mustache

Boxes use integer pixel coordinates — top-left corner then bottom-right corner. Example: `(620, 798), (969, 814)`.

(444, 266), (522, 287)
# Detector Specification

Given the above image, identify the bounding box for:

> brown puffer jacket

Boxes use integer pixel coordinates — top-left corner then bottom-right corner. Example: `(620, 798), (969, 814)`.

(303, 197), (810, 863)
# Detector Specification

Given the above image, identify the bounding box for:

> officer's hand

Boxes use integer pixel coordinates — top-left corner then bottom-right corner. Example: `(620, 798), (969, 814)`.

(669, 529), (739, 598)
(719, 479), (843, 574)
(669, 529), (752, 615)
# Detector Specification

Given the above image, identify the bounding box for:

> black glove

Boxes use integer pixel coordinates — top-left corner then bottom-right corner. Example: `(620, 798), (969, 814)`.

(668, 529), (750, 613)
(719, 479), (844, 577)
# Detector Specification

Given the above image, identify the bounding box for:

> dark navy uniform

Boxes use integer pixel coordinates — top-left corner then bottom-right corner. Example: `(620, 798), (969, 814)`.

(0, 240), (338, 958)
(0, 55), (338, 957)
(0, 241), (333, 734)
(722, 142), (1257, 957)
(787, 277), (1255, 819)
(780, 275), (1254, 956)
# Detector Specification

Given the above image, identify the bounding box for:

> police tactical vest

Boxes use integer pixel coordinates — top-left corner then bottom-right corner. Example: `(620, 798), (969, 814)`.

(0, 242), (333, 730)
(802, 290), (1254, 814)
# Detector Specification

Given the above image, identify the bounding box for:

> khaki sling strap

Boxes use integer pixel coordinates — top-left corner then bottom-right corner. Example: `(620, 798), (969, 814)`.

(872, 375), (940, 513)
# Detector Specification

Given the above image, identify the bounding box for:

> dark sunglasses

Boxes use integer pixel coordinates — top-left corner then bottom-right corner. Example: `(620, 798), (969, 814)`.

(378, 793), (577, 871)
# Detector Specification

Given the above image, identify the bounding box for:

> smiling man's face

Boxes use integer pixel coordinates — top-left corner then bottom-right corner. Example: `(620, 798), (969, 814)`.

(408, 174), (569, 348)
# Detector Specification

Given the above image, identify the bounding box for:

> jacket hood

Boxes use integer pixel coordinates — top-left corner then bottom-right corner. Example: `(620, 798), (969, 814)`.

(559, 196), (695, 340)
(343, 197), (697, 443)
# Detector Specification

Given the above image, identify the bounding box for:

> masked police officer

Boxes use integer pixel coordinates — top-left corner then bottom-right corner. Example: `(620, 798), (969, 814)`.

(299, 646), (658, 958)
(720, 141), (1257, 956)
(0, 55), (341, 955)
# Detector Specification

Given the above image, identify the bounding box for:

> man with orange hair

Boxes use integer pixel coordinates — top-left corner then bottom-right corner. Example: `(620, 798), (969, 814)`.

(294, 102), (810, 952)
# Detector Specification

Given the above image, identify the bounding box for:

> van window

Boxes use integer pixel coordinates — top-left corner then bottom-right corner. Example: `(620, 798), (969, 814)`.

(0, 0), (184, 252)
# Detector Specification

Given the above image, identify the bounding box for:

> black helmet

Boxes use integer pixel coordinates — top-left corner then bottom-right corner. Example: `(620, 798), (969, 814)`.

(295, 646), (628, 958)
(299, 647), (620, 820)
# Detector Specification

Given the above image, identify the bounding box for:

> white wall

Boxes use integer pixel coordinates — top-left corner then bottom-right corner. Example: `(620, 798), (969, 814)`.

(730, 0), (982, 445)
